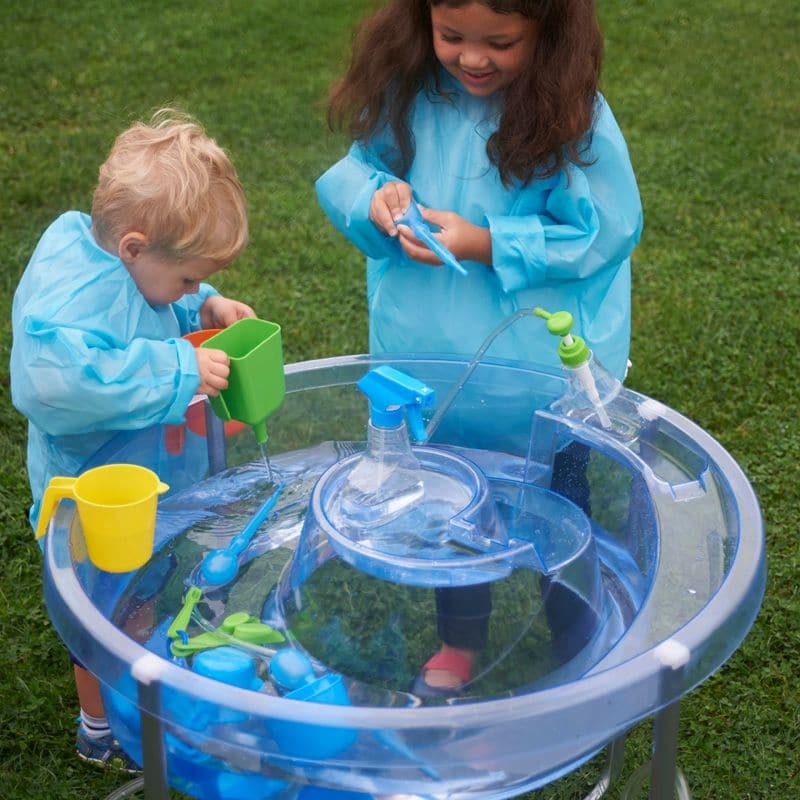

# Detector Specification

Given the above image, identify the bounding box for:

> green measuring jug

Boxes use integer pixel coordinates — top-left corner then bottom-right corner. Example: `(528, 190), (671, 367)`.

(201, 318), (285, 445)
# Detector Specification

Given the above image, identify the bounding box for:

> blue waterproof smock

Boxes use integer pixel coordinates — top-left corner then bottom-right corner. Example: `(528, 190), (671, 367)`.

(10, 211), (217, 529)
(316, 74), (643, 380)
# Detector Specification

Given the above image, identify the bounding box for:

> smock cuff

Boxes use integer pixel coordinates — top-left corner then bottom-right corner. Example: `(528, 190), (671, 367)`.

(163, 337), (201, 423)
(348, 170), (405, 260)
(486, 214), (548, 294)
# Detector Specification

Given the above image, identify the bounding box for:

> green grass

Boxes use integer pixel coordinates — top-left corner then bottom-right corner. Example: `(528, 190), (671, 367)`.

(1, 0), (798, 797)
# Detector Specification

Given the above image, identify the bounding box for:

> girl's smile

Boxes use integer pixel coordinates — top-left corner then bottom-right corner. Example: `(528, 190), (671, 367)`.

(430, 2), (537, 97)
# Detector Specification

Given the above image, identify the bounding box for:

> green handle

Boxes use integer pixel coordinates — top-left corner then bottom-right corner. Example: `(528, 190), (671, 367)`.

(167, 586), (202, 640)
(169, 612), (284, 657)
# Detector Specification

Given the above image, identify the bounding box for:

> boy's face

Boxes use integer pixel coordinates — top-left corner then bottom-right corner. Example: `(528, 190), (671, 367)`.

(430, 2), (536, 97)
(125, 248), (223, 306)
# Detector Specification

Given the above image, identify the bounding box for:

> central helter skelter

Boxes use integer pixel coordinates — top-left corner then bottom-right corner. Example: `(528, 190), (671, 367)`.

(272, 366), (612, 697)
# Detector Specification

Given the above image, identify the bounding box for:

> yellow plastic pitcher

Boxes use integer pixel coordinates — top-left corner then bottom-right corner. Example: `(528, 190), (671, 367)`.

(35, 464), (169, 573)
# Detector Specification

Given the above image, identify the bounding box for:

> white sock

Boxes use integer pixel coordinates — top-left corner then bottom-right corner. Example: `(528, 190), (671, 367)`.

(80, 709), (111, 740)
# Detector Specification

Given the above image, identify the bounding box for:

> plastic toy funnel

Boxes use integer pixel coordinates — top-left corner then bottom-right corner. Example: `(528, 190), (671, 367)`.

(35, 464), (168, 572)
(201, 318), (285, 445)
(394, 201), (468, 276)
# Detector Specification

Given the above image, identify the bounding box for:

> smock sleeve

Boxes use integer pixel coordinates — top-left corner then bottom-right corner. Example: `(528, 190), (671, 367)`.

(487, 98), (643, 295)
(11, 323), (200, 436)
(316, 141), (405, 260)
(171, 282), (220, 334)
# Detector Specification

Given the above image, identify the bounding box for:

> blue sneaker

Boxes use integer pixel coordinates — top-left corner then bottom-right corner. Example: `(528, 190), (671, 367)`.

(76, 725), (141, 773)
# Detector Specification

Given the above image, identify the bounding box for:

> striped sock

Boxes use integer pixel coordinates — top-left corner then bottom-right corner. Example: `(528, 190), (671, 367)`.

(79, 709), (111, 740)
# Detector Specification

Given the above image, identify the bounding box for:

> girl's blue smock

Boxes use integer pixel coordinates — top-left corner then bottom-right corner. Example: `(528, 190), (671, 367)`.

(316, 78), (643, 380)
(10, 211), (218, 528)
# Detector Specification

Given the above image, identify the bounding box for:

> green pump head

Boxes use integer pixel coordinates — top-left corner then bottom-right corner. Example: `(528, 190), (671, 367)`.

(533, 308), (591, 368)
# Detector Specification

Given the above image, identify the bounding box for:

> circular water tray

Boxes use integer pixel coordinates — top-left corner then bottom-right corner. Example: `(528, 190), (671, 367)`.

(41, 354), (765, 800)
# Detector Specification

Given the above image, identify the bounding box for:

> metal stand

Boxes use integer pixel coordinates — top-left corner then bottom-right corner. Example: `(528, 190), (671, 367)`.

(204, 399), (227, 475)
(105, 655), (172, 800)
(620, 640), (692, 799)
(583, 734), (627, 799)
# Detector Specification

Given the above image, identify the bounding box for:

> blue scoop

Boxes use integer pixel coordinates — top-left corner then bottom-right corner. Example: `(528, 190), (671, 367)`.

(394, 201), (468, 276)
(200, 482), (286, 586)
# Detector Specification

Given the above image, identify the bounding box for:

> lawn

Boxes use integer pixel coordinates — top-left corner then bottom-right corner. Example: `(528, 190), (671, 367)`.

(0, 1), (797, 798)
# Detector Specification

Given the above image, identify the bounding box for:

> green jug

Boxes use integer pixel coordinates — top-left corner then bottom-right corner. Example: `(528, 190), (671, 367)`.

(201, 318), (285, 445)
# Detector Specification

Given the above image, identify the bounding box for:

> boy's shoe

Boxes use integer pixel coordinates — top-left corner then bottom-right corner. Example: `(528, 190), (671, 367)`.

(76, 726), (141, 773)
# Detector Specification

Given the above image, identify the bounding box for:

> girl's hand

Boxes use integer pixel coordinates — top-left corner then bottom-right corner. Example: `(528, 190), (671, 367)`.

(200, 295), (256, 329)
(195, 347), (230, 397)
(370, 181), (414, 236)
(397, 207), (492, 267)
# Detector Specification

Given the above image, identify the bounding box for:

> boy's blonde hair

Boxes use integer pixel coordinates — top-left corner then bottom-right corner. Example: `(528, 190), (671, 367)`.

(92, 110), (248, 264)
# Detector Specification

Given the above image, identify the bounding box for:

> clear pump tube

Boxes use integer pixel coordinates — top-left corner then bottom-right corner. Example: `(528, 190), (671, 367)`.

(425, 308), (536, 441)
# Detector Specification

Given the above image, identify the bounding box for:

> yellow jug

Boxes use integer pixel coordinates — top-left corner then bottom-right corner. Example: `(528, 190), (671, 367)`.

(36, 464), (169, 573)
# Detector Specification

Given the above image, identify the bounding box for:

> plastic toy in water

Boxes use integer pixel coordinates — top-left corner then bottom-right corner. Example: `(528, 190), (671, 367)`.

(35, 463), (168, 572)
(394, 200), (468, 275)
(268, 649), (358, 759)
(169, 610), (284, 658)
(202, 317), (285, 446)
(200, 482), (286, 586)
(41, 352), (766, 800)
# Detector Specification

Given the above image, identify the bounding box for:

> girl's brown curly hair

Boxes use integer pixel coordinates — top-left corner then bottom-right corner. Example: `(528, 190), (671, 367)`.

(327, 0), (603, 186)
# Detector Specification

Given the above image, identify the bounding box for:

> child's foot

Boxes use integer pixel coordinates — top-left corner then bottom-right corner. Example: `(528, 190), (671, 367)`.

(412, 645), (476, 699)
(76, 725), (141, 773)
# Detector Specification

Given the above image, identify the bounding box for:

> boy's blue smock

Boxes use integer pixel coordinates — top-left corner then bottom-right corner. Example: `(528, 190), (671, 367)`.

(10, 211), (217, 528)
(316, 77), (643, 380)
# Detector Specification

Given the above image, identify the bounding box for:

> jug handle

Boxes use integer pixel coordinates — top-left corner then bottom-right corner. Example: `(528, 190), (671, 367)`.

(35, 477), (77, 540)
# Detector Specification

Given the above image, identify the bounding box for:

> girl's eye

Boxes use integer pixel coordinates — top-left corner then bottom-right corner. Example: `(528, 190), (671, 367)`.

(490, 41), (515, 51)
(440, 34), (462, 44)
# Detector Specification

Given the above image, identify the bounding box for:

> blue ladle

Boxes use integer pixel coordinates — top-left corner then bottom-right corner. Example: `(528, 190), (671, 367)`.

(200, 482), (286, 586)
(394, 201), (468, 276)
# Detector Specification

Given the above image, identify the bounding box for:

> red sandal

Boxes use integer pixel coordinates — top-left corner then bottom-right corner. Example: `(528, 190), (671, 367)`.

(412, 646), (475, 699)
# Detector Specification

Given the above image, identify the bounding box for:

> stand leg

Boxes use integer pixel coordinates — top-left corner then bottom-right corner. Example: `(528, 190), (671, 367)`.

(649, 640), (690, 800)
(133, 654), (170, 800)
(583, 734), (627, 799)
(205, 399), (227, 475)
(650, 701), (682, 799)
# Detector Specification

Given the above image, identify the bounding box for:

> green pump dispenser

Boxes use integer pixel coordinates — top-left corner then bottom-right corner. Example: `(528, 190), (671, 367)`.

(533, 307), (614, 430)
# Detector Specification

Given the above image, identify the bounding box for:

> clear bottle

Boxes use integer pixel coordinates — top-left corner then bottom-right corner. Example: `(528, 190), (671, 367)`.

(338, 366), (435, 528)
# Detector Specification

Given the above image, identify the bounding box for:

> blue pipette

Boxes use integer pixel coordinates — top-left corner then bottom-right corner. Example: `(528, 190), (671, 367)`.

(394, 201), (468, 276)
(200, 482), (286, 586)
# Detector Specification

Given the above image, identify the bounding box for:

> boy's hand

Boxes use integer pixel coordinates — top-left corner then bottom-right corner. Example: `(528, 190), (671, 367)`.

(200, 295), (256, 329)
(397, 207), (492, 267)
(195, 347), (230, 397)
(370, 181), (414, 237)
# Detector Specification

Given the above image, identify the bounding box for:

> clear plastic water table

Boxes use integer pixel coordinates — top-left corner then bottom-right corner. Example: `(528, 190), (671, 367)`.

(41, 354), (765, 800)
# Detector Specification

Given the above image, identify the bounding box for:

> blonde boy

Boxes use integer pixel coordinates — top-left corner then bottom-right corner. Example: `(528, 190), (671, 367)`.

(11, 110), (254, 769)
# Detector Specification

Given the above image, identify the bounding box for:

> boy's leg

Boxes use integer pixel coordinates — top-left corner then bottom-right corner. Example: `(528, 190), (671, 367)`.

(73, 660), (139, 772)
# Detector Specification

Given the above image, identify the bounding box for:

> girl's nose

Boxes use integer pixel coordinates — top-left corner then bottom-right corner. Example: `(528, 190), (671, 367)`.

(459, 48), (490, 71)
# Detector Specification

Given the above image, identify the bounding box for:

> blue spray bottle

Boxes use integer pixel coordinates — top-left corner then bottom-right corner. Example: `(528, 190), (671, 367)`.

(339, 366), (435, 527)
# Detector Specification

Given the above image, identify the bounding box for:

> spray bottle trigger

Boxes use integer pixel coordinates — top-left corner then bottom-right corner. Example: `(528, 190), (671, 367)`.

(406, 405), (427, 443)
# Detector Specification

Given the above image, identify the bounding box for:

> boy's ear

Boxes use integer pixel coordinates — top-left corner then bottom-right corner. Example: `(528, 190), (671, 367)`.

(118, 232), (149, 264)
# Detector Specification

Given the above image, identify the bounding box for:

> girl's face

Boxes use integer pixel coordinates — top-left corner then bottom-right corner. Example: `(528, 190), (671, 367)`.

(430, 2), (537, 97)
